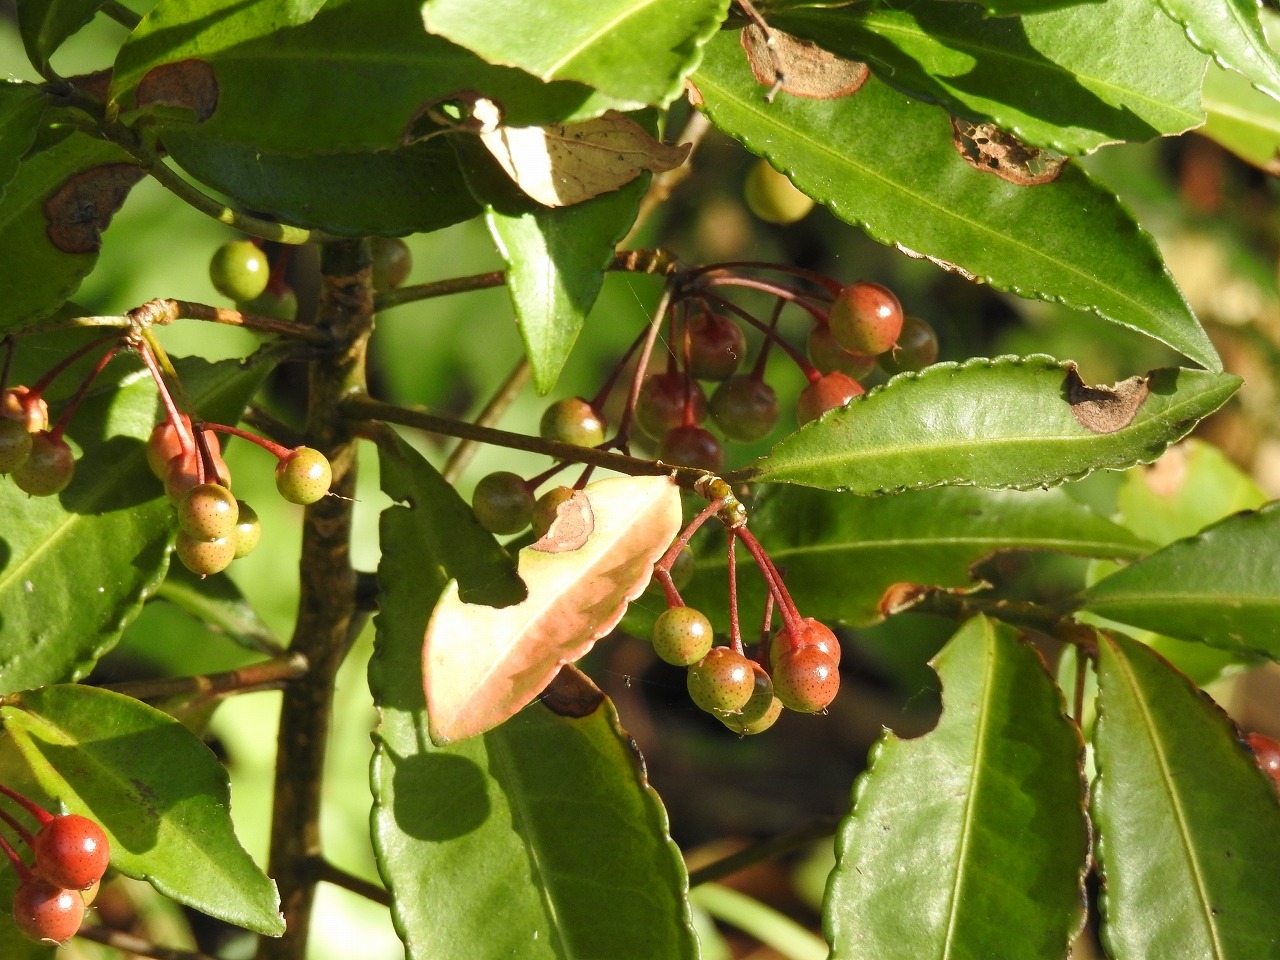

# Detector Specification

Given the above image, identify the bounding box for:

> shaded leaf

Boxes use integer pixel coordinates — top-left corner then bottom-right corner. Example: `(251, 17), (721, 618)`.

(1079, 501), (1280, 660)
(774, 0), (1205, 156)
(746, 357), (1239, 494)
(825, 615), (1087, 959)
(424, 474), (681, 744)
(1092, 632), (1280, 959)
(1201, 12), (1280, 174)
(1156, 0), (1280, 105)
(372, 439), (696, 960)
(692, 32), (1220, 371)
(0, 685), (283, 935)
(421, 0), (729, 107)
(155, 566), (283, 655)
(0, 83), (47, 198)
(16, 0), (108, 74)
(0, 342), (273, 695)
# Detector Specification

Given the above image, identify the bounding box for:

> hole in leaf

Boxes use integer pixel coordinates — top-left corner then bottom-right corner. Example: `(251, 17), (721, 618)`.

(951, 118), (1065, 186)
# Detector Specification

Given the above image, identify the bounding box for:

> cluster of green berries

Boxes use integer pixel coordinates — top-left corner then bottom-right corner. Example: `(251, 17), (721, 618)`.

(0, 386), (76, 497)
(146, 413), (331, 576)
(1, 786), (110, 945)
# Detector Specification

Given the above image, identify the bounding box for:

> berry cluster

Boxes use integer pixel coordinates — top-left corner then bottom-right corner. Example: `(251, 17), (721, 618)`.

(1, 784), (109, 946)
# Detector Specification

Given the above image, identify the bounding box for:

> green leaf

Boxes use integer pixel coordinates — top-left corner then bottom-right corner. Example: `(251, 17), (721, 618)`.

(692, 32), (1220, 371)
(825, 615), (1087, 959)
(0, 132), (142, 331)
(163, 131), (479, 237)
(421, 0), (730, 107)
(746, 357), (1239, 494)
(1201, 12), (1280, 172)
(1156, 0), (1280, 105)
(1079, 501), (1280, 659)
(1092, 631), (1280, 959)
(155, 566), (283, 655)
(0, 684), (283, 935)
(16, 0), (108, 74)
(371, 433), (697, 960)
(945, 0), (1094, 12)
(0, 83), (47, 199)
(112, 0), (626, 156)
(0, 343), (273, 695)
(673, 484), (1151, 630)
(485, 180), (643, 394)
(775, 0), (1205, 156)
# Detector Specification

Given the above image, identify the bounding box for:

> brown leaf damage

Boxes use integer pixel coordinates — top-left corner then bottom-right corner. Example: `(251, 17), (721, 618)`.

(44, 164), (146, 254)
(951, 118), (1066, 186)
(1064, 364), (1151, 433)
(539, 664), (605, 719)
(740, 24), (868, 100)
(135, 59), (219, 122)
(531, 489), (595, 553)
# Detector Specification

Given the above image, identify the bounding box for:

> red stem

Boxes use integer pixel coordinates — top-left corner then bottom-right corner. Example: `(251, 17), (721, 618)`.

(202, 422), (292, 460)
(698, 274), (831, 325)
(702, 293), (819, 382)
(726, 535), (743, 655)
(0, 829), (30, 878)
(136, 339), (196, 457)
(50, 344), (121, 442)
(733, 526), (802, 637)
(757, 589), (775, 664)
(0, 784), (52, 826)
(0, 807), (35, 847)
(30, 332), (121, 397)
(652, 497), (725, 609)
(686, 261), (843, 297)
(615, 279), (677, 444)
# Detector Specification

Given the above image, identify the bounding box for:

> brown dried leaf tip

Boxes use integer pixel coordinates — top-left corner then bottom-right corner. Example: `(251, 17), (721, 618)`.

(951, 118), (1066, 186)
(135, 59), (219, 122)
(1064, 364), (1150, 434)
(531, 489), (595, 553)
(540, 664), (605, 719)
(740, 24), (869, 101)
(44, 164), (146, 254)
(878, 582), (933, 619)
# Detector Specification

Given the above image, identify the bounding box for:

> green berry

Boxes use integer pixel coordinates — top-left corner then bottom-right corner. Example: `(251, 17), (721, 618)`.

(651, 606), (715, 666)
(175, 531), (236, 576)
(209, 239), (269, 302)
(13, 432), (75, 497)
(371, 237), (413, 290)
(531, 485), (576, 540)
(635, 372), (706, 441)
(827, 281), (904, 356)
(709, 376), (779, 443)
(721, 663), (783, 735)
(540, 397), (606, 448)
(657, 425), (723, 473)
(796, 372), (863, 425)
(687, 647), (755, 715)
(807, 323), (877, 379)
(275, 446), (332, 504)
(744, 158), (814, 225)
(878, 315), (939, 374)
(178, 482), (239, 540)
(686, 311), (747, 381)
(238, 287), (298, 322)
(772, 646), (840, 713)
(233, 500), (261, 559)
(472, 471), (535, 535)
(0, 418), (33, 473)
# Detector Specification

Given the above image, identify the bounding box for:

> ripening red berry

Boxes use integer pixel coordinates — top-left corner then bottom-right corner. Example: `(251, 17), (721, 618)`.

(721, 663), (783, 735)
(772, 645), (840, 713)
(32, 815), (110, 891)
(635, 372), (706, 441)
(827, 281), (903, 356)
(1246, 732), (1280, 793)
(540, 397), (606, 448)
(176, 531), (236, 576)
(807, 323), (877, 380)
(12, 879), (85, 945)
(658, 425), (723, 473)
(686, 311), (747, 381)
(796, 371), (864, 425)
(146, 416), (225, 481)
(178, 483), (239, 541)
(1, 385), (50, 434)
(770, 617), (842, 669)
(651, 606), (715, 667)
(878, 315), (939, 374)
(687, 647), (756, 715)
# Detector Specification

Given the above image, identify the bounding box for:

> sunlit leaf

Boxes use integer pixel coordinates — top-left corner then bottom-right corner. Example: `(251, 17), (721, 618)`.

(1156, 0), (1280, 105)
(155, 566), (283, 655)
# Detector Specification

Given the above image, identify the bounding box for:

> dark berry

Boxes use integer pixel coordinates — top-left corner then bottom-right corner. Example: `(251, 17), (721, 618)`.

(176, 532), (236, 576)
(1, 386), (49, 433)
(540, 397), (606, 448)
(658, 425), (723, 473)
(635, 372), (706, 440)
(687, 647), (756, 715)
(744, 158), (814, 224)
(472, 471), (534, 535)
(371, 237), (413, 290)
(807, 323), (877, 379)
(0, 418), (33, 473)
(721, 663), (783, 735)
(178, 483), (239, 541)
(878, 315), (939, 374)
(770, 617), (842, 669)
(709, 376), (779, 442)
(686, 311), (747, 381)
(828, 281), (903, 356)
(772, 646), (840, 713)
(276, 447), (332, 504)
(531, 485), (576, 540)
(13, 879), (84, 945)
(13, 432), (75, 497)
(233, 500), (261, 559)
(796, 371), (864, 425)
(209, 239), (269, 302)
(651, 606), (715, 666)
(32, 815), (109, 891)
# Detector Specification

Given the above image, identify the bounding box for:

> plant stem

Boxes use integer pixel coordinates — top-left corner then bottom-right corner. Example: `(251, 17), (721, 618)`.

(311, 858), (391, 907)
(687, 815), (840, 887)
(100, 654), (307, 702)
(76, 925), (217, 960)
(255, 241), (373, 960)
(441, 357), (531, 484)
(125, 298), (333, 344)
(99, 1), (143, 29)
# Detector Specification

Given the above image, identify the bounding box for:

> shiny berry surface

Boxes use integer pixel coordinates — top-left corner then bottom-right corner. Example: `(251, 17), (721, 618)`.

(178, 482), (239, 541)
(472, 471), (535, 535)
(539, 397), (606, 448)
(878, 315), (939, 375)
(772, 646), (840, 713)
(657, 425), (723, 473)
(744, 158), (814, 225)
(209, 239), (269, 302)
(33, 815), (110, 891)
(147, 417), (226, 483)
(807, 323), (877, 380)
(651, 606), (715, 667)
(0, 418), (33, 473)
(635, 372), (706, 440)
(1247, 732), (1280, 792)
(13, 879), (85, 945)
(796, 372), (864, 425)
(176, 531), (236, 576)
(275, 447), (332, 505)
(233, 500), (261, 559)
(1, 386), (49, 433)
(687, 647), (756, 715)
(721, 663), (783, 735)
(686, 311), (747, 381)
(709, 376), (778, 443)
(371, 237), (413, 290)
(13, 432), (75, 497)
(771, 617), (842, 669)
(828, 281), (903, 356)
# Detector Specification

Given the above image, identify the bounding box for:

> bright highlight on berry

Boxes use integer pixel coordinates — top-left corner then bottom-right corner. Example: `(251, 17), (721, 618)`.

(275, 447), (332, 505)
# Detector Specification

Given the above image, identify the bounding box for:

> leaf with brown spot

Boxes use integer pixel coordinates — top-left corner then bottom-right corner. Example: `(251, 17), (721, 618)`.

(740, 24), (868, 100)
(539, 664), (605, 719)
(1064, 364), (1150, 434)
(478, 108), (690, 207)
(951, 118), (1067, 185)
(423, 475), (682, 744)
(531, 488), (594, 553)
(43, 163), (145, 254)
(134, 59), (219, 122)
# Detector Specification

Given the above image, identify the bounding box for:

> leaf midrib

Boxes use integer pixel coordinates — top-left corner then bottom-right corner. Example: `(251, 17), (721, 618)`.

(539, 0), (667, 78)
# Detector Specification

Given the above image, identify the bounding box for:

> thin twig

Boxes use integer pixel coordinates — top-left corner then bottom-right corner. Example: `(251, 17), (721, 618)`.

(442, 357), (532, 484)
(312, 858), (391, 907)
(99, 654), (308, 702)
(99, 1), (143, 29)
(687, 816), (841, 888)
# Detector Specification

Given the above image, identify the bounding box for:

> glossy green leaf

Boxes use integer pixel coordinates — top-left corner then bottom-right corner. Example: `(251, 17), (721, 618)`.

(371, 433), (697, 960)
(163, 131), (479, 237)
(421, 0), (729, 107)
(0, 685), (282, 934)
(826, 615), (1087, 959)
(692, 32), (1220, 371)
(1092, 631), (1280, 959)
(112, 0), (625, 156)
(945, 0), (1098, 12)
(0, 83), (47, 198)
(1079, 501), (1280, 659)
(776, 0), (1204, 156)
(673, 485), (1151, 630)
(1156, 0), (1280, 104)
(0, 343), (273, 695)
(747, 357), (1239, 494)
(485, 179), (643, 394)
(16, 0), (108, 73)
(155, 566), (284, 655)
(0, 132), (142, 331)
(1201, 11), (1280, 174)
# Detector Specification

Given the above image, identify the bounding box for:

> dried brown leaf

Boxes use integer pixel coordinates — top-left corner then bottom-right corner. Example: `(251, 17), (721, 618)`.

(740, 23), (869, 100)
(43, 163), (145, 254)
(1064, 364), (1151, 434)
(951, 118), (1066, 186)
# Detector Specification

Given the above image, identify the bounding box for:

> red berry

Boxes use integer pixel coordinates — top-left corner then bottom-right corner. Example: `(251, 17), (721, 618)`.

(176, 531), (236, 576)
(721, 663), (783, 735)
(472, 471), (535, 535)
(686, 311), (747, 381)
(687, 647), (756, 715)
(878, 315), (939, 374)
(828, 281), (903, 356)
(1247, 732), (1280, 793)
(658, 425), (723, 473)
(178, 482), (239, 541)
(276, 446), (332, 505)
(32, 815), (110, 891)
(770, 617), (842, 669)
(807, 324), (877, 379)
(0, 418), (33, 473)
(635, 372), (706, 441)
(796, 371), (864, 425)
(12, 879), (84, 945)
(709, 376), (779, 442)
(772, 645), (840, 713)
(540, 397), (606, 448)
(651, 606), (715, 666)
(12, 432), (75, 497)
(1, 385), (50, 434)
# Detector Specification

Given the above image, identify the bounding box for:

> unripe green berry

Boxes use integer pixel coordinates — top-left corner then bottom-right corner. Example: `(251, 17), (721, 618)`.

(178, 482), (239, 540)
(233, 500), (261, 559)
(175, 531), (236, 576)
(772, 645), (840, 713)
(709, 376), (778, 443)
(209, 239), (269, 302)
(472, 471), (535, 534)
(13, 432), (75, 496)
(371, 237), (413, 290)
(0, 418), (33, 473)
(721, 663), (783, 735)
(651, 606), (715, 667)
(744, 158), (814, 224)
(687, 647), (755, 715)
(275, 447), (331, 504)
(540, 397), (606, 448)
(878, 315), (939, 374)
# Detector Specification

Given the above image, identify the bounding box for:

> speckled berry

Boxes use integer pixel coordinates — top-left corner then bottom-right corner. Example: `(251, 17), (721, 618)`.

(796, 371), (864, 425)
(13, 879), (84, 945)
(770, 617), (842, 669)
(178, 483), (238, 541)
(651, 606), (715, 667)
(13, 432), (75, 497)
(472, 471), (535, 535)
(176, 531), (236, 576)
(32, 815), (109, 891)
(275, 447), (332, 505)
(828, 281), (903, 356)
(772, 645), (840, 713)
(0, 418), (33, 473)
(232, 501), (261, 559)
(687, 647), (756, 715)
(721, 663), (783, 735)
